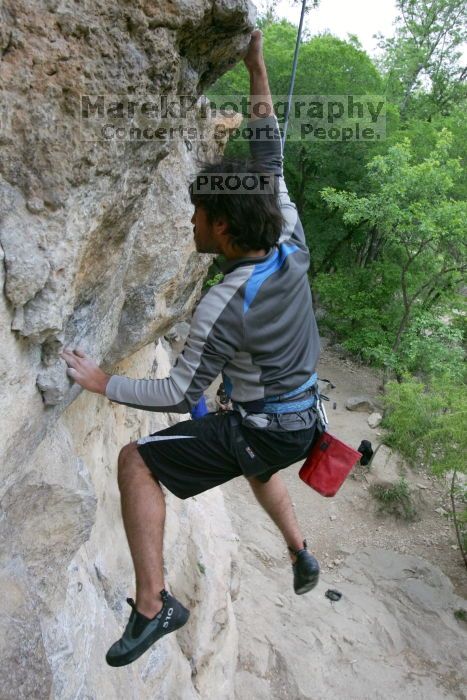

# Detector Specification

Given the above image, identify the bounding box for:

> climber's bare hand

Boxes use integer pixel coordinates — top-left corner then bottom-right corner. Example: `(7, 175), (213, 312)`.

(243, 29), (264, 73)
(60, 348), (110, 395)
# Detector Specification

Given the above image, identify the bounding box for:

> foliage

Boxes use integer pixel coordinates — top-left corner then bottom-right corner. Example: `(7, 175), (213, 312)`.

(369, 477), (418, 520)
(315, 264), (400, 366)
(382, 376), (467, 476)
(376, 0), (467, 118)
(394, 310), (465, 379)
(202, 256), (226, 289)
(317, 266), (465, 376)
(203, 272), (224, 288)
(382, 375), (467, 562)
(388, 105), (467, 200)
(317, 129), (466, 368)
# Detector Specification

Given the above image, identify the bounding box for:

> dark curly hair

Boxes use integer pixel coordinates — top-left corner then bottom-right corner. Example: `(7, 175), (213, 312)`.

(188, 157), (284, 252)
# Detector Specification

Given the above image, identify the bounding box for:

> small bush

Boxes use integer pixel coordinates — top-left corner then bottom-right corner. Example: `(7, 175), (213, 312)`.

(202, 256), (225, 289)
(383, 376), (467, 474)
(204, 272), (224, 288)
(369, 477), (418, 521)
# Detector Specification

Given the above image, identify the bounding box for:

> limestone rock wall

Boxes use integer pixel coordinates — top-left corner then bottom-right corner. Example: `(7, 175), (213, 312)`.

(0, 1), (253, 696)
(1, 341), (241, 698)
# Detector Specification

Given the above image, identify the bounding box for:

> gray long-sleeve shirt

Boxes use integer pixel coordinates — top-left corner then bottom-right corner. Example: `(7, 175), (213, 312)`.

(105, 114), (320, 413)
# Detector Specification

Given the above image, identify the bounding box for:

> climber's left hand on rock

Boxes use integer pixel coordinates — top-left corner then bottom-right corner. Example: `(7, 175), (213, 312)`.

(60, 348), (110, 395)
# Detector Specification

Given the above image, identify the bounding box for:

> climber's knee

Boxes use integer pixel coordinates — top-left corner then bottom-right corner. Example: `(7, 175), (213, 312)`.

(117, 442), (148, 490)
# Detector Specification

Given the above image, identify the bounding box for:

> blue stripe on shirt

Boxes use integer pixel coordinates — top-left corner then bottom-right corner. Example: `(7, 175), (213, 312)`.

(243, 242), (299, 314)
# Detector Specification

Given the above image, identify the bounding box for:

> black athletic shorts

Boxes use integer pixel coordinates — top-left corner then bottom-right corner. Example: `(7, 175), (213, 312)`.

(136, 410), (317, 500)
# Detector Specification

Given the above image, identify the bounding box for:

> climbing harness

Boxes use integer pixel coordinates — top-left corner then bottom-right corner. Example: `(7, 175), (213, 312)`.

(262, 372), (318, 413)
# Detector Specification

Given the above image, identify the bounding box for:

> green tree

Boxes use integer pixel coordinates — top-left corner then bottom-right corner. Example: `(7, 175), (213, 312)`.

(318, 129), (466, 369)
(377, 0), (467, 118)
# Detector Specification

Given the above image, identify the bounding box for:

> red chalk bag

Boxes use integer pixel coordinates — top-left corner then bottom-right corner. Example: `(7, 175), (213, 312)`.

(299, 431), (362, 497)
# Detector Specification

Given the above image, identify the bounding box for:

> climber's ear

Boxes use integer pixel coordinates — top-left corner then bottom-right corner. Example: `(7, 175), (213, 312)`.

(212, 216), (229, 238)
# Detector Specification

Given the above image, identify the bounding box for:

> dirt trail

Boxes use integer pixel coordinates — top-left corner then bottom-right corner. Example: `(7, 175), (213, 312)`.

(215, 345), (466, 699)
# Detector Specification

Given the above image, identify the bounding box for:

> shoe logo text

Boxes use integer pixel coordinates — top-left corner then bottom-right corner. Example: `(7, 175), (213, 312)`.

(163, 607), (174, 628)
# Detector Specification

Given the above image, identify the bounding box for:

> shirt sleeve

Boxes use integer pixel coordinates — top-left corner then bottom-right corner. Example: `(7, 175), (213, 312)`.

(248, 114), (306, 249)
(105, 275), (245, 412)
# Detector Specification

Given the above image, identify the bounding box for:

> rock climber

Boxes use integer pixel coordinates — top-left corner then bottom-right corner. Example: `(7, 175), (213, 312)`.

(61, 30), (321, 668)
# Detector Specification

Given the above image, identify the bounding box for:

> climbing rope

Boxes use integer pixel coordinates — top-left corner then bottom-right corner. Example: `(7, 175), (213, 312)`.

(281, 0), (308, 150)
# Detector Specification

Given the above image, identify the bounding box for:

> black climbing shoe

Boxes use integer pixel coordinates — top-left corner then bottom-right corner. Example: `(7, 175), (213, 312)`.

(106, 589), (190, 667)
(289, 540), (320, 595)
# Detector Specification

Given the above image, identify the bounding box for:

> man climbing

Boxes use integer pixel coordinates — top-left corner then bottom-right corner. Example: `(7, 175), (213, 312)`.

(61, 30), (321, 668)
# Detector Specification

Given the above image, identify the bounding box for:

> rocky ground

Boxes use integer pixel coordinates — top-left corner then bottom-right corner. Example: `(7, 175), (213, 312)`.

(216, 345), (467, 700)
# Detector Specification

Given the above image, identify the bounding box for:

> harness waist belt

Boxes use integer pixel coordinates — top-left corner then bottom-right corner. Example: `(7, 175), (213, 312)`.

(234, 372), (318, 414)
